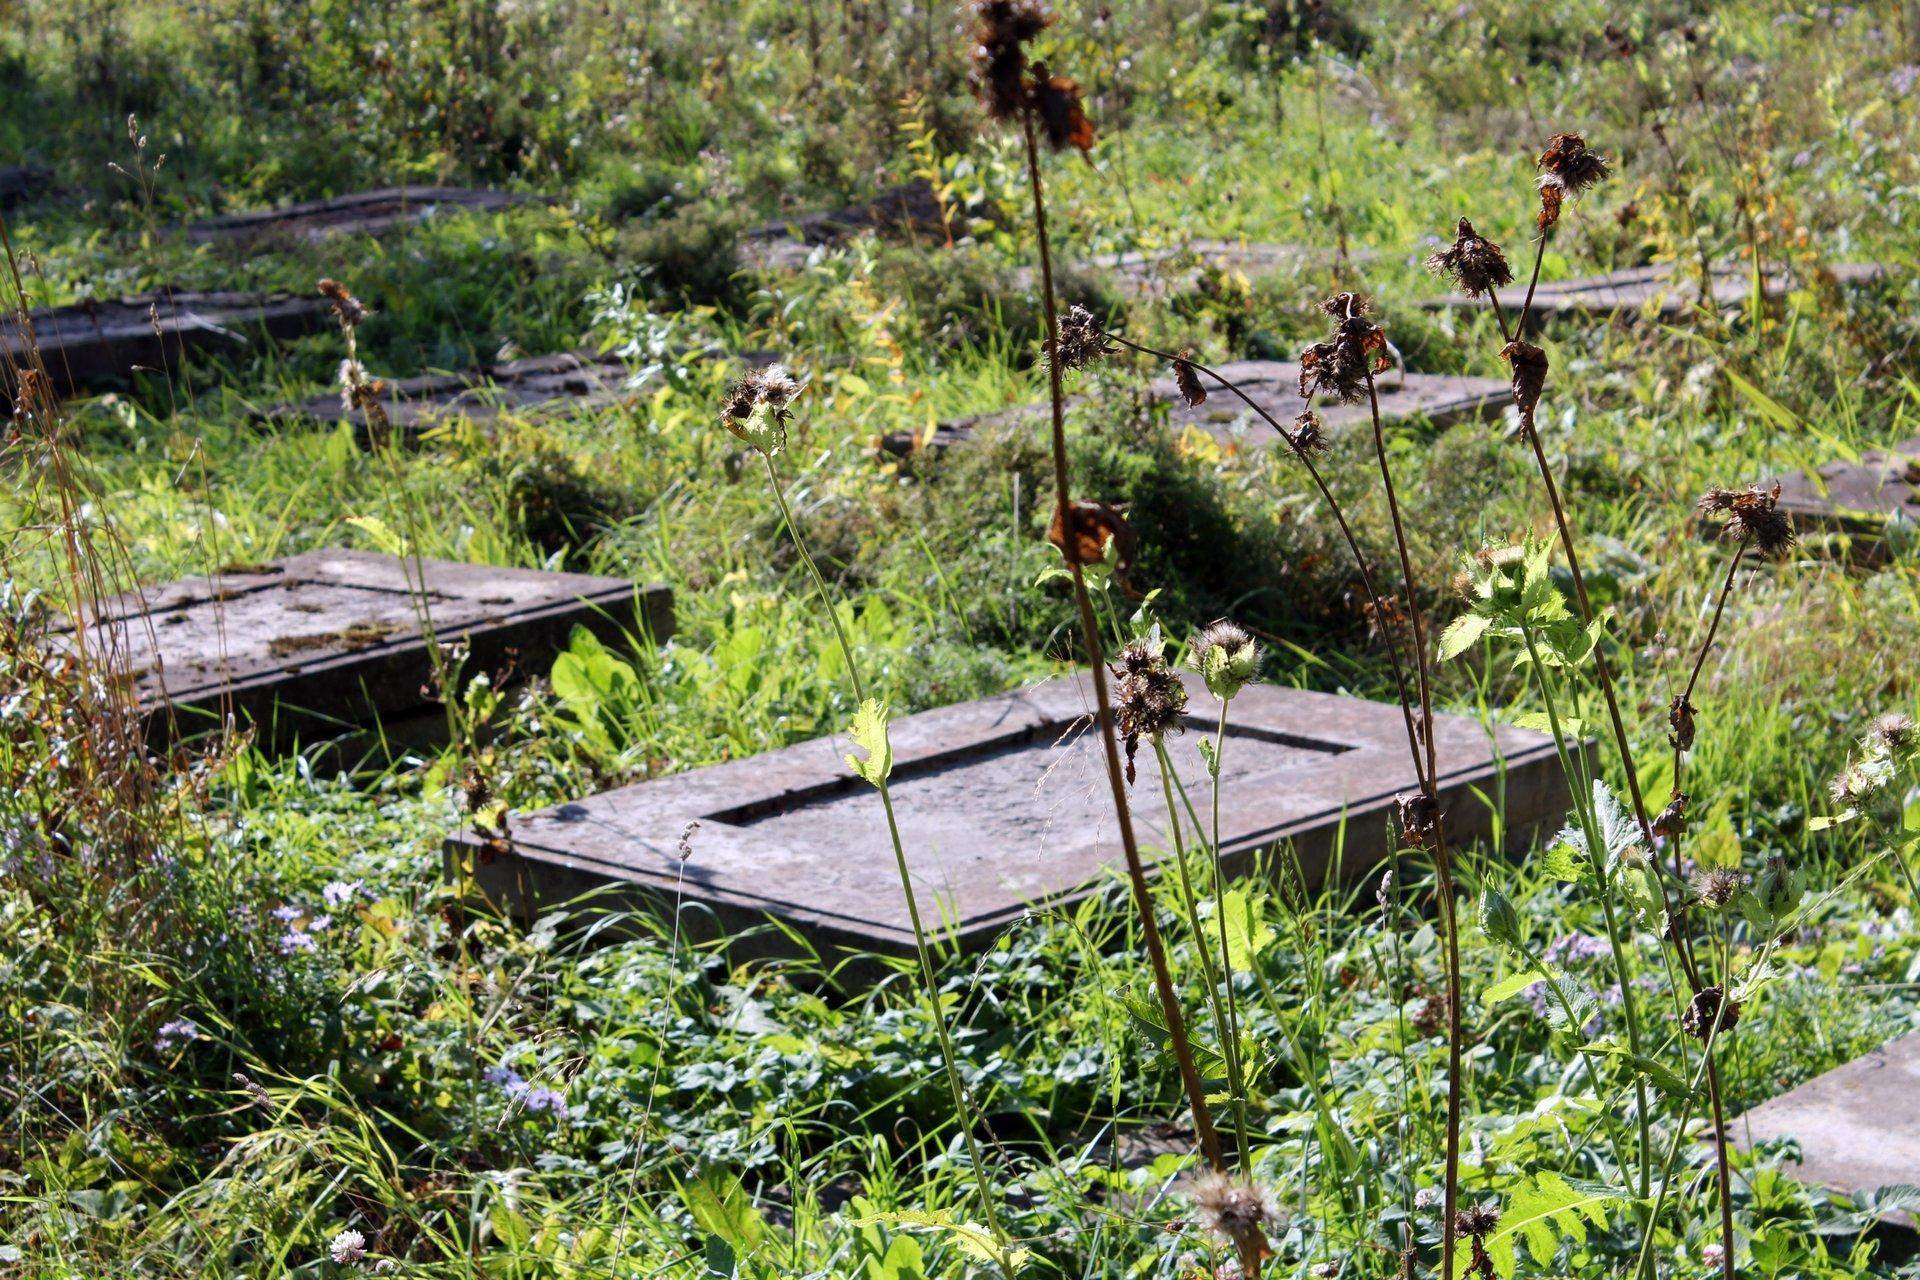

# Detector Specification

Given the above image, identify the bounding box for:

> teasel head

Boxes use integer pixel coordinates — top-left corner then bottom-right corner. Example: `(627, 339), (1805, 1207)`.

(317, 278), (369, 330)
(1501, 339), (1549, 418)
(720, 362), (804, 456)
(1053, 304), (1114, 372)
(1693, 867), (1746, 911)
(1535, 132), (1611, 227)
(1426, 218), (1514, 298)
(970, 0), (1052, 121)
(1187, 1171), (1279, 1280)
(1172, 351), (1207, 408)
(1112, 637), (1187, 784)
(1681, 985), (1742, 1041)
(1287, 410), (1328, 455)
(1696, 483), (1795, 556)
(1191, 619), (1259, 702)
(1298, 293), (1389, 405)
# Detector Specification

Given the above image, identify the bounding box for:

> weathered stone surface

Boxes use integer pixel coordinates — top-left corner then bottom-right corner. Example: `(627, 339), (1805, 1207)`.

(1768, 439), (1920, 560)
(453, 673), (1570, 959)
(741, 179), (957, 270)
(1733, 1033), (1920, 1224)
(1424, 261), (1884, 324)
(187, 187), (548, 246)
(260, 350), (636, 440)
(1034, 239), (1371, 300)
(50, 549), (671, 744)
(880, 359), (1511, 456)
(3, 289), (331, 405)
(0, 164), (55, 209)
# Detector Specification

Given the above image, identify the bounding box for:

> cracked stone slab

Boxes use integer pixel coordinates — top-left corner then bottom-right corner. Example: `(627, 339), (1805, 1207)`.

(3, 289), (332, 406)
(881, 360), (1512, 456)
(48, 549), (671, 745)
(1423, 261), (1885, 324)
(1733, 1033), (1920, 1226)
(1766, 438), (1920, 561)
(186, 187), (550, 246)
(452, 673), (1571, 960)
(741, 179), (963, 271)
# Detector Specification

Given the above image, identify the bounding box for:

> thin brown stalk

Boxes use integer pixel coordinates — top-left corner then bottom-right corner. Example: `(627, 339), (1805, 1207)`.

(1021, 113), (1224, 1172)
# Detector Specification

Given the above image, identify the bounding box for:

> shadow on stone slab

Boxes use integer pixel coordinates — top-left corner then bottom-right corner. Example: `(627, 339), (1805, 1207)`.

(449, 673), (1577, 974)
(186, 187), (552, 247)
(43, 548), (672, 752)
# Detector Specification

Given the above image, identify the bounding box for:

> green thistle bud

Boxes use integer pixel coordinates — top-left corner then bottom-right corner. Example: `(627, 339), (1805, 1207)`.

(1190, 619), (1259, 702)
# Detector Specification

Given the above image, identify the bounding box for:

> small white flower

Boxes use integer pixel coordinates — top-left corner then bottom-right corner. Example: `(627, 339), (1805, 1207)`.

(329, 1228), (367, 1265)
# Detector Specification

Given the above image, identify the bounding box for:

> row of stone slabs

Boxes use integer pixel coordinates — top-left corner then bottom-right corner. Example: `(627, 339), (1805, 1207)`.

(62, 548), (672, 747)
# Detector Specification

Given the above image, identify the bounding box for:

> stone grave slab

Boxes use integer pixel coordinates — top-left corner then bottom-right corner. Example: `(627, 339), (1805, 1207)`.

(1733, 1032), (1920, 1225)
(3, 289), (331, 406)
(259, 349), (636, 441)
(1029, 239), (1373, 301)
(741, 179), (958, 271)
(1424, 261), (1884, 325)
(452, 673), (1570, 959)
(1768, 438), (1920, 561)
(51, 549), (672, 744)
(880, 359), (1512, 456)
(186, 186), (549, 246)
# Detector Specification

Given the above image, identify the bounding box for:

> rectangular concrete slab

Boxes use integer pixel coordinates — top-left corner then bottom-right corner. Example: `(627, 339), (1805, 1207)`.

(1424, 261), (1884, 325)
(186, 187), (548, 246)
(1770, 438), (1920, 560)
(4, 290), (331, 405)
(50, 549), (671, 745)
(453, 673), (1570, 958)
(881, 359), (1511, 456)
(741, 179), (954, 271)
(1733, 1032), (1920, 1224)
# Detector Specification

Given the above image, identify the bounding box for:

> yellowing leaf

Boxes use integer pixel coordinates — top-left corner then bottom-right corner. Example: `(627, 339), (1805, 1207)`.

(845, 698), (893, 787)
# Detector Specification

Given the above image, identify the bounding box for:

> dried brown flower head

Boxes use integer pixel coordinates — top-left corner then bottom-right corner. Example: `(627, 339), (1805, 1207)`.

(1869, 713), (1917, 754)
(1681, 985), (1742, 1041)
(1188, 1171), (1279, 1279)
(1537, 133), (1611, 198)
(1425, 218), (1514, 298)
(1288, 410), (1328, 454)
(1053, 304), (1113, 372)
(1652, 790), (1689, 840)
(1299, 293), (1389, 405)
(1112, 638), (1187, 783)
(1696, 483), (1795, 556)
(1030, 64), (1096, 152)
(1693, 867), (1746, 910)
(1048, 498), (1134, 571)
(1410, 987), (1450, 1037)
(720, 363), (804, 455)
(1453, 1203), (1501, 1240)
(318, 278), (369, 329)
(970, 0), (1053, 120)
(1668, 694), (1697, 752)
(1502, 339), (1549, 417)
(1173, 352), (1207, 408)
(1396, 791), (1440, 849)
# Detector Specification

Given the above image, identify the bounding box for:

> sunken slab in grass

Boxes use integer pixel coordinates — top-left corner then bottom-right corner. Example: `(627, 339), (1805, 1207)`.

(3, 290), (331, 405)
(1766, 439), (1920, 561)
(452, 673), (1569, 959)
(1732, 1033), (1920, 1227)
(258, 350), (637, 442)
(186, 187), (549, 246)
(1423, 261), (1885, 326)
(741, 179), (956, 271)
(880, 360), (1512, 456)
(54, 549), (671, 746)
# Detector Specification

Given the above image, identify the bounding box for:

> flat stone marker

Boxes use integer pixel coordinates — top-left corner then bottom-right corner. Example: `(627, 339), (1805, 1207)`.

(260, 349), (635, 441)
(52, 549), (672, 744)
(1769, 438), (1920, 559)
(742, 179), (957, 271)
(186, 186), (548, 246)
(1424, 261), (1884, 325)
(3, 289), (331, 406)
(453, 673), (1569, 959)
(1733, 1032), (1920, 1225)
(881, 359), (1512, 456)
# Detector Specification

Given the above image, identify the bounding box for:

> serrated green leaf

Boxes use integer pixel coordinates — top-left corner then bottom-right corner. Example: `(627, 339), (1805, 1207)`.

(1483, 969), (1544, 1005)
(1438, 612), (1491, 661)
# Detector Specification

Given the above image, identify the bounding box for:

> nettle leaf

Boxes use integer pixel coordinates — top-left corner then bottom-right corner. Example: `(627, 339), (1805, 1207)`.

(845, 699), (893, 787)
(1476, 888), (1526, 958)
(1616, 864), (1669, 937)
(1454, 1173), (1618, 1279)
(1542, 971), (1595, 1033)
(1439, 612), (1491, 661)
(1555, 780), (1644, 872)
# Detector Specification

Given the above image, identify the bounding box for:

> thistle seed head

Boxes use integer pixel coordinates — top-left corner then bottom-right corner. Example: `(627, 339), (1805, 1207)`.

(1053, 304), (1114, 372)
(1112, 638), (1187, 784)
(1453, 1203), (1501, 1240)
(1425, 218), (1514, 298)
(1536, 133), (1611, 224)
(1030, 64), (1096, 152)
(1696, 483), (1795, 556)
(318, 278), (369, 329)
(1191, 619), (1259, 701)
(1693, 867), (1746, 910)
(1288, 410), (1328, 454)
(1298, 294), (1388, 405)
(1868, 712), (1917, 755)
(970, 0), (1053, 121)
(1188, 1171), (1279, 1278)
(720, 362), (804, 456)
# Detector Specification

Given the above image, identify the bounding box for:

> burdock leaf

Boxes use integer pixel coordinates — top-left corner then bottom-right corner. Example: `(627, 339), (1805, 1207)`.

(845, 699), (893, 787)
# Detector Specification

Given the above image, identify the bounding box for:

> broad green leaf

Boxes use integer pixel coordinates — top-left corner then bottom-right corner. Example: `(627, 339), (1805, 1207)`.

(1438, 612), (1490, 661)
(1219, 888), (1275, 969)
(683, 1171), (767, 1254)
(1483, 968), (1544, 1005)
(845, 699), (893, 786)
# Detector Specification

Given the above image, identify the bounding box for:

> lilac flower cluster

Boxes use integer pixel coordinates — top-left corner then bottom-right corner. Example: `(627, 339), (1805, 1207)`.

(155, 1017), (200, 1052)
(484, 1064), (568, 1117)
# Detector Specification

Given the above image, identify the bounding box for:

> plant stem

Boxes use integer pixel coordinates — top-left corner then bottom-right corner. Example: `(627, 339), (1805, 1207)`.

(763, 453), (1012, 1256)
(1205, 701), (1253, 1164)
(1022, 112), (1224, 1172)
